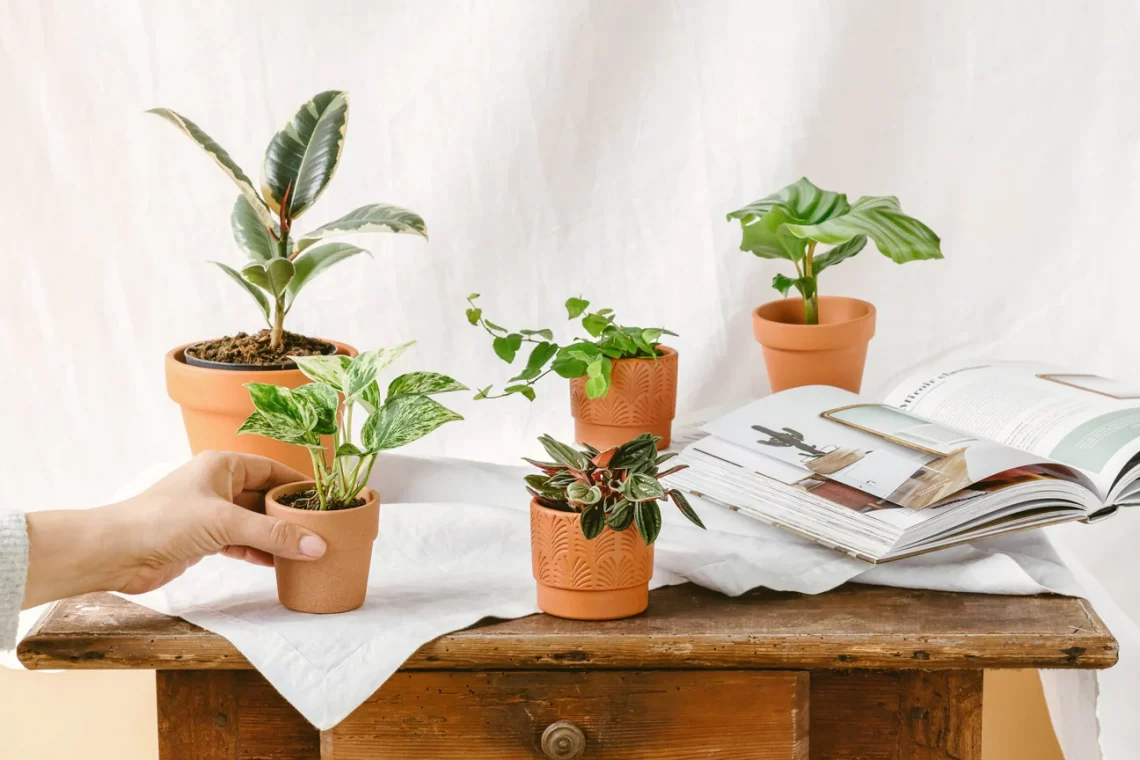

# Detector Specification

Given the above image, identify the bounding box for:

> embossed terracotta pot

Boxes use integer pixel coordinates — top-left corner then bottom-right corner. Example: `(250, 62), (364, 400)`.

(570, 345), (678, 451)
(165, 340), (357, 476)
(752, 297), (876, 393)
(266, 481), (380, 614)
(530, 499), (654, 620)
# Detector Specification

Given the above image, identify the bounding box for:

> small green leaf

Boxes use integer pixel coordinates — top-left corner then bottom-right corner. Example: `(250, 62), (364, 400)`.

(210, 261), (270, 325)
(520, 341), (557, 377)
(336, 443), (365, 458)
(483, 320), (507, 334)
(772, 273), (796, 297)
(387, 372), (467, 399)
(345, 343), (414, 398)
(242, 258), (295, 297)
(605, 500), (635, 531)
(503, 384), (537, 401)
(290, 354), (351, 391)
(668, 489), (705, 529)
(583, 357), (612, 399)
(467, 293), (480, 300)
(474, 385), (493, 400)
(492, 336), (517, 363)
(634, 501), (663, 544)
(565, 297), (589, 319)
(623, 472), (666, 502)
(520, 328), (555, 340)
(360, 394), (463, 452)
(567, 482), (601, 505)
(641, 328), (662, 345)
(538, 435), (591, 470)
(466, 307), (482, 325)
(579, 504), (605, 539)
(551, 352), (588, 379)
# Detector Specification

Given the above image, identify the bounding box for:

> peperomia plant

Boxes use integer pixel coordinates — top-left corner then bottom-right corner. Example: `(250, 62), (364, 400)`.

(150, 90), (427, 350)
(239, 344), (465, 510)
(465, 294), (676, 401)
(727, 177), (942, 325)
(524, 433), (704, 544)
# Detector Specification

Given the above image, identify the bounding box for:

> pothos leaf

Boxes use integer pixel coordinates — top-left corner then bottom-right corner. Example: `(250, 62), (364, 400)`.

(386, 372), (467, 399)
(290, 354), (351, 392)
(345, 342), (414, 398)
(360, 394), (462, 452)
(237, 410), (315, 446)
(290, 382), (339, 435)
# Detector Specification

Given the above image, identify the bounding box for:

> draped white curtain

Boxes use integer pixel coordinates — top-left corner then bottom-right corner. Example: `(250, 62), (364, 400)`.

(2, 1), (1138, 757)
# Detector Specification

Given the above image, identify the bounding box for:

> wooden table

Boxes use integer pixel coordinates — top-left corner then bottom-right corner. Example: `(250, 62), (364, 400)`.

(19, 584), (1116, 759)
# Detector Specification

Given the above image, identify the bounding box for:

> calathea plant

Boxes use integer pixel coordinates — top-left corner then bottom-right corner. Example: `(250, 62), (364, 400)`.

(525, 433), (704, 544)
(727, 178), (942, 324)
(239, 344), (465, 510)
(149, 90), (427, 352)
(465, 295), (676, 401)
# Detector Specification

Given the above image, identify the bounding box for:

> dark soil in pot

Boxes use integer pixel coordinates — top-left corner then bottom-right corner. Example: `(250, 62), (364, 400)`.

(184, 329), (337, 370)
(276, 488), (366, 512)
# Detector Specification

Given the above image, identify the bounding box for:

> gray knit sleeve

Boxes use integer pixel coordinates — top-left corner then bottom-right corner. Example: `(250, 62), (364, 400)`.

(0, 510), (28, 650)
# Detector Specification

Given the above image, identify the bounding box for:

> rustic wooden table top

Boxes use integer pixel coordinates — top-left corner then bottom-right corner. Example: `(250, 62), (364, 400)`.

(18, 583), (1117, 672)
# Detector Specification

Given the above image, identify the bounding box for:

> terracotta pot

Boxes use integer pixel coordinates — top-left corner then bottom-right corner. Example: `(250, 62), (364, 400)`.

(529, 499), (654, 620)
(265, 482), (380, 614)
(165, 340), (357, 476)
(752, 297), (876, 393)
(569, 345), (678, 451)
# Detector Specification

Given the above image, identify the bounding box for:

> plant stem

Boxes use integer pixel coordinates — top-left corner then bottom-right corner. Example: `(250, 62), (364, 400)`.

(308, 448), (329, 510)
(270, 231), (290, 349)
(803, 241), (819, 325)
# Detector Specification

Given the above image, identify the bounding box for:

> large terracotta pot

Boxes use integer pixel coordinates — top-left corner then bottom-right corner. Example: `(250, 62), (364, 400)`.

(529, 500), (654, 621)
(266, 481), (380, 614)
(752, 297), (876, 393)
(569, 345), (678, 451)
(165, 340), (357, 476)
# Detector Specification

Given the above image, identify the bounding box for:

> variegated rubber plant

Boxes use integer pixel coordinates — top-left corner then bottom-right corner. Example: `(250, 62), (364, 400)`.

(728, 178), (942, 324)
(149, 91), (427, 349)
(239, 344), (465, 510)
(525, 433), (704, 544)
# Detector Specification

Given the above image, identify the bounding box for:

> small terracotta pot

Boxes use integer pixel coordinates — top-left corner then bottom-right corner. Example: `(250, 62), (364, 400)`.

(752, 297), (876, 393)
(165, 340), (357, 476)
(265, 482), (380, 614)
(569, 345), (678, 451)
(529, 500), (654, 620)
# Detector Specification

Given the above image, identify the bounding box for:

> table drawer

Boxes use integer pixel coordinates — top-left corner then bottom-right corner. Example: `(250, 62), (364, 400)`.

(321, 670), (808, 759)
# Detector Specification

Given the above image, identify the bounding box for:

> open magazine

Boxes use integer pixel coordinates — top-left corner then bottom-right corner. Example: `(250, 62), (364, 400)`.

(664, 361), (1140, 562)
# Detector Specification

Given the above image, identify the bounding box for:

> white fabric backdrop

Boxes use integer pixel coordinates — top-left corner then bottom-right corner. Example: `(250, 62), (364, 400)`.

(2, 1), (1139, 757)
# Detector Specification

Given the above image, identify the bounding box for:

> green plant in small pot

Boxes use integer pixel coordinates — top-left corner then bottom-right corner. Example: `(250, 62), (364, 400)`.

(526, 433), (704, 620)
(728, 177), (943, 393)
(465, 294), (680, 450)
(152, 90), (427, 474)
(238, 344), (465, 613)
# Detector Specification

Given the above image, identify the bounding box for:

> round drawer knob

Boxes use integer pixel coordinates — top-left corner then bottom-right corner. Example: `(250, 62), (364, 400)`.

(541, 720), (586, 759)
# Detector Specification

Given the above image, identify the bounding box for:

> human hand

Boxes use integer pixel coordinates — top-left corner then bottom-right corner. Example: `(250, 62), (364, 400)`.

(22, 452), (328, 608)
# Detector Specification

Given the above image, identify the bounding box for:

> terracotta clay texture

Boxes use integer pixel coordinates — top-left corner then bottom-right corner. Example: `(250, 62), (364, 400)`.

(265, 482), (380, 614)
(165, 340), (356, 476)
(529, 500), (654, 621)
(569, 345), (678, 450)
(752, 297), (876, 393)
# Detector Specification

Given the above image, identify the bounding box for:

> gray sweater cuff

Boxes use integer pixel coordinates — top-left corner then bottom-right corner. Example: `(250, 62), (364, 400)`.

(0, 510), (28, 650)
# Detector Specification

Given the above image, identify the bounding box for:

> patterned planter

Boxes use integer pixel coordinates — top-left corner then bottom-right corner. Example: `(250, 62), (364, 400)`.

(569, 345), (678, 450)
(530, 499), (654, 620)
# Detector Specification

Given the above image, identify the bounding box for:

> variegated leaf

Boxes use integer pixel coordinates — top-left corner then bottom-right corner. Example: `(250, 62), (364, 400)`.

(360, 394), (462, 452)
(784, 195), (942, 263)
(538, 435), (591, 471)
(231, 196), (279, 262)
(210, 261), (270, 325)
(237, 410), (315, 446)
(579, 503), (605, 539)
(634, 501), (662, 545)
(622, 472), (666, 502)
(147, 108), (275, 228)
(242, 258), (295, 297)
(244, 383), (319, 434)
(345, 342), (414, 399)
(291, 354), (351, 391)
(286, 242), (370, 303)
(291, 382), (339, 435)
(261, 91), (349, 219)
(668, 489), (705, 529)
(387, 372), (467, 399)
(294, 203), (428, 253)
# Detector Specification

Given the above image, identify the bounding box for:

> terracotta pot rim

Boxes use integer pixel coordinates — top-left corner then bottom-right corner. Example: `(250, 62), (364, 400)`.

(167, 338), (355, 373)
(267, 481), (379, 515)
(530, 498), (580, 520)
(752, 297), (876, 351)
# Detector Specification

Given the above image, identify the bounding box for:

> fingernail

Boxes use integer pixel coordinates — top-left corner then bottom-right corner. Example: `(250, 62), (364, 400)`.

(299, 535), (327, 558)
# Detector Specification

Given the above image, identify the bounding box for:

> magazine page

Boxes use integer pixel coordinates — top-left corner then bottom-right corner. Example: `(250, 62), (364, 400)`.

(699, 385), (1074, 511)
(883, 361), (1140, 500)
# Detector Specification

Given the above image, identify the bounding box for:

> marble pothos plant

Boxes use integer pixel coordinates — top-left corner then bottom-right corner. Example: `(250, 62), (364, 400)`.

(149, 90), (427, 349)
(239, 344), (465, 510)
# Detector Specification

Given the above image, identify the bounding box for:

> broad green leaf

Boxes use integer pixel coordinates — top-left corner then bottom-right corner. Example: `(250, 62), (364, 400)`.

(466, 307), (482, 325)
(520, 329), (554, 340)
(728, 178), (849, 262)
(503, 384), (537, 401)
(230, 196), (278, 262)
(519, 341), (557, 376)
(345, 343), (414, 399)
(736, 205), (807, 261)
(360, 394), (462, 452)
(244, 383), (319, 435)
(641, 328), (662, 345)
(294, 203), (427, 253)
(291, 382), (339, 435)
(623, 472), (666, 502)
(634, 501), (663, 544)
(242, 258), (295, 297)
(210, 261), (270, 324)
(811, 235), (867, 275)
(237, 410), (315, 446)
(261, 90), (349, 219)
(581, 312), (611, 337)
(492, 333), (523, 363)
(551, 352), (588, 379)
(538, 435), (591, 471)
(565, 297), (589, 319)
(147, 108), (276, 228)
(605, 500), (635, 531)
(579, 503), (605, 539)
(286, 242), (370, 302)
(784, 196), (942, 263)
(668, 489), (706, 529)
(387, 371), (467, 399)
(772, 273), (795, 297)
(291, 354), (351, 391)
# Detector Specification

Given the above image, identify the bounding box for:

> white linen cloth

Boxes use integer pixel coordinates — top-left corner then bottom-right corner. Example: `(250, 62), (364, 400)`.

(122, 451), (1088, 731)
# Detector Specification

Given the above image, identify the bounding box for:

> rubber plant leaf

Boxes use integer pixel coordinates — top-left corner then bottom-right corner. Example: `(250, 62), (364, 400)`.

(360, 394), (463, 452)
(147, 108), (275, 228)
(209, 261), (270, 325)
(230, 195), (279, 262)
(784, 195), (942, 263)
(241, 258), (295, 297)
(261, 90), (349, 219)
(286, 242), (370, 303)
(294, 203), (428, 253)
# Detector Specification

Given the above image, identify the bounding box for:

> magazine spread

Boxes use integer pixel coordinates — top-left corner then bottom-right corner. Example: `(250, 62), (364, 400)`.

(665, 361), (1140, 562)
